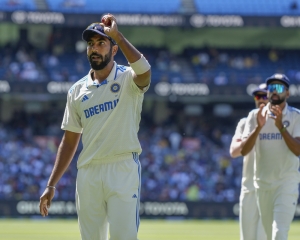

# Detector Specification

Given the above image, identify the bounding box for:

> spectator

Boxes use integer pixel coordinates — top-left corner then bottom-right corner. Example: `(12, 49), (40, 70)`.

(20, 62), (39, 82)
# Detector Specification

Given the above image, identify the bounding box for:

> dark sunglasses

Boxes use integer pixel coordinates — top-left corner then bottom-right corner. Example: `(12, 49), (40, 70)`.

(254, 95), (268, 100)
(267, 84), (286, 94)
(86, 23), (116, 45)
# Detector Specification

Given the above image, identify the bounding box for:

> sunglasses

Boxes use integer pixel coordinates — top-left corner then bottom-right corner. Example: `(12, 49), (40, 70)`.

(254, 95), (268, 100)
(86, 23), (116, 45)
(267, 84), (286, 94)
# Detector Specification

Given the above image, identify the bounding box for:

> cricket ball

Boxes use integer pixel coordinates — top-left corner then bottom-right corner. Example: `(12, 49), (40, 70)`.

(101, 15), (112, 27)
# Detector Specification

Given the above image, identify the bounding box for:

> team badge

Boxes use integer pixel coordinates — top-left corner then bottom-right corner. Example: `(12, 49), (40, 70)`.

(283, 120), (290, 128)
(110, 83), (120, 93)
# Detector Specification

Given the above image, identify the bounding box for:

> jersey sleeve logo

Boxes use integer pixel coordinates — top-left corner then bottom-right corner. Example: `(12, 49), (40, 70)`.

(110, 83), (120, 93)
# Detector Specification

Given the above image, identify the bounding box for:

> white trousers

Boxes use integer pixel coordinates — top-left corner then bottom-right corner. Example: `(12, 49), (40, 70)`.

(256, 182), (299, 240)
(76, 153), (141, 240)
(239, 190), (267, 240)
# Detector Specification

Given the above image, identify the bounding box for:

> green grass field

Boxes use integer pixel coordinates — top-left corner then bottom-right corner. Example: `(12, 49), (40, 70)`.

(0, 219), (299, 240)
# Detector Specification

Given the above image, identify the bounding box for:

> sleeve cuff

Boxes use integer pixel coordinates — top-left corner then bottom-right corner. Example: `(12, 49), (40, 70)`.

(61, 125), (82, 133)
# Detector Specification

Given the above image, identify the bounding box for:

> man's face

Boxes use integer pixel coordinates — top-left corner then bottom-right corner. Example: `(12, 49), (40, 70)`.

(253, 91), (268, 108)
(267, 81), (289, 105)
(87, 34), (113, 70)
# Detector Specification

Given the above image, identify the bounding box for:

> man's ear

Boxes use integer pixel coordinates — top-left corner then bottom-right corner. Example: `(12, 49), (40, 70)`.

(112, 45), (118, 56)
(286, 89), (290, 99)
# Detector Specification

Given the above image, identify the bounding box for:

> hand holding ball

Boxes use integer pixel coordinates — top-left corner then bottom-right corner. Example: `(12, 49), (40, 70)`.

(101, 15), (112, 27)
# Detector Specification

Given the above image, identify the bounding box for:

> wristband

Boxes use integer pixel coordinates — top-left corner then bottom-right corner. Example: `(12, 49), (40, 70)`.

(47, 185), (56, 190)
(280, 126), (286, 133)
(129, 55), (151, 75)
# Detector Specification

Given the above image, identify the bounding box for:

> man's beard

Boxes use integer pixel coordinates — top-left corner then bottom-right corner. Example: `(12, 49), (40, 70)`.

(88, 49), (112, 70)
(269, 94), (285, 105)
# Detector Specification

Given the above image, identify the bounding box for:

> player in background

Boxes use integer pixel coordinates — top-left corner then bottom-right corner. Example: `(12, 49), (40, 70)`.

(230, 83), (268, 240)
(39, 14), (151, 240)
(241, 74), (300, 240)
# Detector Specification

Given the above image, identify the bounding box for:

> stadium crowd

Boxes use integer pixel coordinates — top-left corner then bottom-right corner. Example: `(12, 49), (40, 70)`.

(1, 26), (300, 204)
(1, 38), (300, 203)
(0, 108), (243, 202)
(2, 36), (300, 85)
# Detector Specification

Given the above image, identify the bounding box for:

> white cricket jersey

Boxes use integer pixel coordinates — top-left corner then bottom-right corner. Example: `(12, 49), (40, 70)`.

(61, 62), (149, 168)
(232, 117), (255, 192)
(243, 102), (300, 190)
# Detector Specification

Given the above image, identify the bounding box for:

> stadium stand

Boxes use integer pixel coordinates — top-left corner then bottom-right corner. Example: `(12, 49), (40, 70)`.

(0, 0), (36, 11)
(46, 0), (182, 14)
(0, 108), (241, 202)
(2, 38), (300, 85)
(1, 0), (300, 206)
(1, 0), (300, 15)
(194, 0), (300, 16)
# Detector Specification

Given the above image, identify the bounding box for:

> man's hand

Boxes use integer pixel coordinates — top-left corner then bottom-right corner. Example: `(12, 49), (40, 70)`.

(257, 104), (267, 128)
(270, 105), (284, 129)
(39, 187), (55, 217)
(100, 14), (119, 41)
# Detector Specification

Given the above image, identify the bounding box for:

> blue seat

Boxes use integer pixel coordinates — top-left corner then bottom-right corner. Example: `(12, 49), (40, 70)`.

(0, 0), (36, 11)
(194, 0), (300, 16)
(46, 0), (181, 14)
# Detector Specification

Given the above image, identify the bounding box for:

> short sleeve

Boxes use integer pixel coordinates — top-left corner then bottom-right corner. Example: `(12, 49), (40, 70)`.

(61, 92), (82, 133)
(128, 69), (150, 95)
(232, 118), (246, 140)
(292, 115), (300, 138)
(242, 110), (256, 139)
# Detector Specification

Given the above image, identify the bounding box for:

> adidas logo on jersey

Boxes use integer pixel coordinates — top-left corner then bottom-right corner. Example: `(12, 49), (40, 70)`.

(81, 95), (89, 102)
(132, 194), (138, 198)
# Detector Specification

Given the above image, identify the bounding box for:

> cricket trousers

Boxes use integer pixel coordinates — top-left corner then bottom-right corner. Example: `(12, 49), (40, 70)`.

(256, 182), (299, 240)
(76, 153), (141, 240)
(239, 190), (267, 240)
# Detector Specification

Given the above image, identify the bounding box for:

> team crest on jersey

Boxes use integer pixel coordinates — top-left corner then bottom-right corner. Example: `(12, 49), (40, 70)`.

(111, 83), (120, 93)
(283, 120), (290, 128)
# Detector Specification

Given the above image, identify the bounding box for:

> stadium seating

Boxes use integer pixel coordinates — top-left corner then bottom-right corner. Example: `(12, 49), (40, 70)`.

(0, 111), (241, 202)
(194, 0), (300, 16)
(1, 0), (300, 204)
(46, 0), (181, 14)
(0, 0), (36, 11)
(2, 42), (300, 85)
(1, 0), (300, 16)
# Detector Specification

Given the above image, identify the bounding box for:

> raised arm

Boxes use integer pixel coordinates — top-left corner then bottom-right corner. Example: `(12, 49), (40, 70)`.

(270, 105), (300, 156)
(240, 125), (262, 156)
(230, 118), (246, 158)
(230, 138), (243, 158)
(102, 14), (151, 89)
(280, 134), (300, 156)
(241, 105), (266, 156)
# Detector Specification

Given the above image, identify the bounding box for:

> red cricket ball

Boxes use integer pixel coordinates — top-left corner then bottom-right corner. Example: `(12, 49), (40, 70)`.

(101, 15), (112, 27)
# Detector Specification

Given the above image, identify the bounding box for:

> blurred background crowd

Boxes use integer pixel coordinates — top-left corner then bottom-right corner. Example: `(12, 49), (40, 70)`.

(2, 37), (300, 85)
(0, 108), (241, 202)
(0, 0), (300, 204)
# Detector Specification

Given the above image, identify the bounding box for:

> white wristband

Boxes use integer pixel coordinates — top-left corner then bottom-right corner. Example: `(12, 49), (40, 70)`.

(129, 55), (151, 75)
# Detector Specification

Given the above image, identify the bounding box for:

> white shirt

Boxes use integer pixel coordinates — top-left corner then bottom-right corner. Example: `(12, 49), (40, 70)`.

(61, 62), (149, 168)
(232, 117), (255, 192)
(243, 103), (300, 190)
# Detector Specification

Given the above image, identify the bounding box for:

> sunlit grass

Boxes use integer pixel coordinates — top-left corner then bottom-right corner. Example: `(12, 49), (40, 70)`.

(0, 218), (299, 240)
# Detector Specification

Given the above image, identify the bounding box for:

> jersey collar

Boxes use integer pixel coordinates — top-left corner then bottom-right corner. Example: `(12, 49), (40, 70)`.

(86, 62), (117, 88)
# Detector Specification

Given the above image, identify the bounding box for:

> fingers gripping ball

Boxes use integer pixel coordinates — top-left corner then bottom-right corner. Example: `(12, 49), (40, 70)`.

(101, 15), (112, 27)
